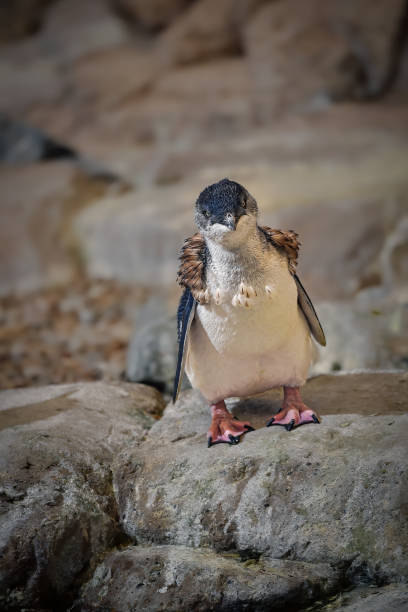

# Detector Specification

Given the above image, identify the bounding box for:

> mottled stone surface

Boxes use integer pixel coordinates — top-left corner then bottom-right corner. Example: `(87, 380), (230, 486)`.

(1, 375), (407, 610)
(114, 373), (408, 585)
(0, 382), (164, 611)
(312, 583), (408, 612)
(75, 544), (340, 612)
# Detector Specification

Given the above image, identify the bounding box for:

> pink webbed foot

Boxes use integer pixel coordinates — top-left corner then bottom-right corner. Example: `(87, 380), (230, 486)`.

(207, 401), (255, 447)
(266, 387), (320, 432)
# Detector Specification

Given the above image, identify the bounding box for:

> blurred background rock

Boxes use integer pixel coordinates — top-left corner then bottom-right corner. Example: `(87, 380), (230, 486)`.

(1, 0), (407, 393)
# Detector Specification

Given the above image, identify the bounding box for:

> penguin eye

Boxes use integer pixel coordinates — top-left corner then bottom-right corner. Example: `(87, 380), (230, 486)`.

(202, 209), (210, 218)
(241, 198), (247, 209)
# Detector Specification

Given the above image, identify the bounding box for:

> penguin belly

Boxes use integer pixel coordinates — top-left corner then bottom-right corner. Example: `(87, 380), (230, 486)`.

(185, 273), (316, 404)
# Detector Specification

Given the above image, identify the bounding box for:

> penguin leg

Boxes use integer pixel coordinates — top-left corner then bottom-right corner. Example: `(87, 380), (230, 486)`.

(266, 386), (320, 432)
(207, 401), (255, 447)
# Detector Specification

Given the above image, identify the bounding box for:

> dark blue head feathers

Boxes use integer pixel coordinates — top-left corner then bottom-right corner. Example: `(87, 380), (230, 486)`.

(195, 178), (257, 231)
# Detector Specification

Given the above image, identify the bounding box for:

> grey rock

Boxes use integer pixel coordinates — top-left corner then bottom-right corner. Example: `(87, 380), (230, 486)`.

(244, 0), (406, 121)
(75, 544), (340, 612)
(126, 314), (177, 393)
(113, 373), (408, 584)
(0, 162), (77, 296)
(0, 162), (112, 296)
(0, 0), (130, 118)
(125, 299), (190, 394)
(312, 300), (408, 374)
(272, 196), (408, 301)
(0, 113), (75, 163)
(315, 583), (408, 612)
(0, 381), (164, 611)
(73, 185), (195, 286)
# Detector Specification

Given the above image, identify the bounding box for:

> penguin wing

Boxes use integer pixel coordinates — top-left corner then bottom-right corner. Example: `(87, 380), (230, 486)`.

(259, 226), (325, 346)
(173, 287), (197, 403)
(294, 274), (326, 346)
(259, 226), (299, 274)
(177, 232), (207, 292)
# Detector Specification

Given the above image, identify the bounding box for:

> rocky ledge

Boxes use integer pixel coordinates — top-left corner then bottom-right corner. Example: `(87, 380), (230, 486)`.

(0, 373), (407, 611)
(0, 382), (164, 611)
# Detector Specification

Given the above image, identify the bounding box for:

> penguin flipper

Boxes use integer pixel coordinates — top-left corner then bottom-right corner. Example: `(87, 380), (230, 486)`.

(294, 274), (326, 347)
(173, 288), (196, 402)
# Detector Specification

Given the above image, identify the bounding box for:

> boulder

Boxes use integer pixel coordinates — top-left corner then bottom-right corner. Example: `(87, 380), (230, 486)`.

(73, 183), (196, 285)
(0, 163), (109, 296)
(157, 0), (263, 66)
(113, 0), (191, 30)
(312, 300), (408, 374)
(272, 196), (408, 300)
(327, 0), (406, 97)
(113, 373), (408, 585)
(0, 0), (130, 118)
(0, 381), (164, 611)
(0, 162), (76, 296)
(75, 544), (340, 611)
(126, 309), (181, 394)
(71, 45), (160, 112)
(244, 0), (406, 120)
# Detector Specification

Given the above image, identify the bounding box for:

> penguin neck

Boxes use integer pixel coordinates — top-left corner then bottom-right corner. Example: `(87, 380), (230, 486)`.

(205, 226), (264, 286)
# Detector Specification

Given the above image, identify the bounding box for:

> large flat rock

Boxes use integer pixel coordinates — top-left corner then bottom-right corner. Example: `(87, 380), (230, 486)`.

(0, 381), (164, 611)
(113, 373), (408, 585)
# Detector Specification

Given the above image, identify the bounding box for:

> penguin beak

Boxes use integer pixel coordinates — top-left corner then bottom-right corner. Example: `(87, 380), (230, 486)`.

(223, 213), (236, 231)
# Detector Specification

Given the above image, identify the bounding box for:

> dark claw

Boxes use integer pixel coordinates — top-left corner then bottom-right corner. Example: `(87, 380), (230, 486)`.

(228, 434), (239, 445)
(285, 419), (295, 432)
(207, 437), (212, 448)
(244, 425), (255, 432)
(266, 417), (275, 427)
(312, 414), (320, 424)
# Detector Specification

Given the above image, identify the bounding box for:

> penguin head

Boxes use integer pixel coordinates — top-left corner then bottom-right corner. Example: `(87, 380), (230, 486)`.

(195, 178), (258, 243)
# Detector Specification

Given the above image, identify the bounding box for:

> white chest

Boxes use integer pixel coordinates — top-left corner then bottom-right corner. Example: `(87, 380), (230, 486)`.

(185, 232), (314, 401)
(199, 241), (298, 354)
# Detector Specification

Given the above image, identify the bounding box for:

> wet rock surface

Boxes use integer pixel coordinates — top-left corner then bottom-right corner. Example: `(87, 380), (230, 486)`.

(0, 382), (164, 611)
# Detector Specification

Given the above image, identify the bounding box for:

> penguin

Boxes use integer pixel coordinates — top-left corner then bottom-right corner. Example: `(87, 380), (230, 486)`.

(174, 178), (326, 447)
